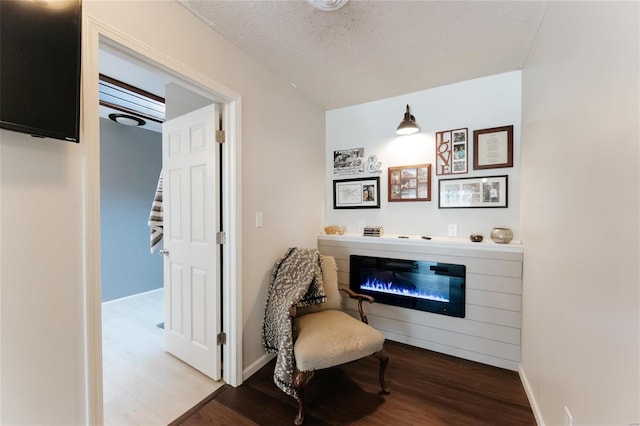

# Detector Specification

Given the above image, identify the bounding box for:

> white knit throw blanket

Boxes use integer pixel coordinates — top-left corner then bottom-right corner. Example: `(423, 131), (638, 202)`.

(262, 248), (326, 400)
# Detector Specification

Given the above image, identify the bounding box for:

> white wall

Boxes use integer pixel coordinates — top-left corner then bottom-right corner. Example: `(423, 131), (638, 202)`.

(1, 1), (324, 423)
(0, 131), (86, 424)
(520, 2), (639, 425)
(325, 71), (521, 241)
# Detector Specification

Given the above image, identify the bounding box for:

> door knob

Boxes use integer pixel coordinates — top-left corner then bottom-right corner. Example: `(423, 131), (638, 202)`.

(159, 249), (169, 255)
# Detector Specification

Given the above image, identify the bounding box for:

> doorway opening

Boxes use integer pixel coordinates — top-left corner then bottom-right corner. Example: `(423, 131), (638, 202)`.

(99, 42), (223, 423)
(85, 30), (243, 424)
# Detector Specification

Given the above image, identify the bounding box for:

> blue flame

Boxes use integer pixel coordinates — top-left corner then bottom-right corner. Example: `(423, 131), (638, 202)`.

(360, 277), (450, 303)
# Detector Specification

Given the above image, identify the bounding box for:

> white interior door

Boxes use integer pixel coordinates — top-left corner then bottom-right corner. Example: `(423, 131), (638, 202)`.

(162, 103), (221, 380)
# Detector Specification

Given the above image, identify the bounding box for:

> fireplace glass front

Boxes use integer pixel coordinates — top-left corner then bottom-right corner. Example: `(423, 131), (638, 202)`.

(349, 255), (465, 318)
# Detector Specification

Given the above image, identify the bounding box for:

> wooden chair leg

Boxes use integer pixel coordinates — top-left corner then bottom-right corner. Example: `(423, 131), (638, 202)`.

(374, 349), (391, 394)
(293, 369), (314, 425)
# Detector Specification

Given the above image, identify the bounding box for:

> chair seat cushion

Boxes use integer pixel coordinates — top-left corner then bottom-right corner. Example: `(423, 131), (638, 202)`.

(293, 310), (385, 372)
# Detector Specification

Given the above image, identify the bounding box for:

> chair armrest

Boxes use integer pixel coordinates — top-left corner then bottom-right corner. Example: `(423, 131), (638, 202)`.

(339, 286), (375, 303)
(338, 285), (374, 324)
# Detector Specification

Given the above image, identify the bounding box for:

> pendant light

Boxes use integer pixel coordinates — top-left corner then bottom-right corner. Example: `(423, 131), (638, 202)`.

(396, 104), (420, 135)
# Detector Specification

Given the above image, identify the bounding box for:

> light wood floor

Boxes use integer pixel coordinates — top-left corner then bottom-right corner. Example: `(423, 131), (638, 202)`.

(102, 289), (223, 425)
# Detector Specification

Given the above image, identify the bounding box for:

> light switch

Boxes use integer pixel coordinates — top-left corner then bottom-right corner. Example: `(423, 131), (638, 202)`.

(256, 212), (263, 228)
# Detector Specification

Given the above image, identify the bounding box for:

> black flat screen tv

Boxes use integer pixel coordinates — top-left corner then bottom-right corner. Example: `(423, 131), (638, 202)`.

(0, 0), (82, 143)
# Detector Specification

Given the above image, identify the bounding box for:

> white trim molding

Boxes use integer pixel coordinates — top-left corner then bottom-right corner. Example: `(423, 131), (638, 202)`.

(243, 353), (275, 382)
(222, 97), (244, 387)
(82, 16), (104, 426)
(519, 364), (544, 426)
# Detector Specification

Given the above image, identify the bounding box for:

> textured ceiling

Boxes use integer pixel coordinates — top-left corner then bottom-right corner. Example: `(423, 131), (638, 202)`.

(179, 0), (548, 110)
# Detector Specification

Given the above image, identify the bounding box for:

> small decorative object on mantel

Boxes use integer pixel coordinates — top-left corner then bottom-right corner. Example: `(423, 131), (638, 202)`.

(363, 226), (384, 237)
(324, 225), (338, 235)
(324, 225), (346, 235)
(435, 128), (468, 175)
(490, 227), (513, 244)
(473, 125), (514, 170)
(470, 234), (484, 242)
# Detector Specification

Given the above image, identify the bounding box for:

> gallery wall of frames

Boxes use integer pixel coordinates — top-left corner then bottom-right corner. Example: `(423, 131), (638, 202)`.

(325, 71), (522, 240)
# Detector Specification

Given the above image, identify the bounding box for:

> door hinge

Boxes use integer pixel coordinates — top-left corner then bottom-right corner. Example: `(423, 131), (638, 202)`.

(217, 332), (226, 345)
(216, 130), (225, 144)
(216, 231), (226, 244)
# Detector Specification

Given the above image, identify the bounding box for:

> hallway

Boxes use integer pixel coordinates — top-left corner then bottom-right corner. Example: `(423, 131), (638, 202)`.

(102, 289), (223, 425)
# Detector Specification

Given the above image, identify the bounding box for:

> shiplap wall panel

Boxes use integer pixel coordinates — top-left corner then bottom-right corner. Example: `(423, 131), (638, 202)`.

(366, 314), (520, 360)
(465, 304), (522, 328)
(343, 298), (521, 345)
(318, 235), (524, 371)
(330, 246), (522, 278)
(383, 331), (520, 371)
(466, 289), (522, 311)
(466, 274), (522, 295)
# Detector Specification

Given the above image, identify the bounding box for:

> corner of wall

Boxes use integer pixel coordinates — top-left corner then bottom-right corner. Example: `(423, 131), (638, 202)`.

(519, 364), (545, 426)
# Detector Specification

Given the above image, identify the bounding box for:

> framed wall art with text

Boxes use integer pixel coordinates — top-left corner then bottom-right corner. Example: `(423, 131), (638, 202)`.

(473, 125), (514, 170)
(435, 128), (468, 175)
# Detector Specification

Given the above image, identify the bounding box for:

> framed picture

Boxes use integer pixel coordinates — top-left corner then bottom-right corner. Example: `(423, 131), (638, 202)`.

(473, 125), (513, 170)
(333, 147), (365, 175)
(438, 175), (508, 208)
(435, 128), (468, 175)
(333, 177), (380, 209)
(388, 164), (431, 202)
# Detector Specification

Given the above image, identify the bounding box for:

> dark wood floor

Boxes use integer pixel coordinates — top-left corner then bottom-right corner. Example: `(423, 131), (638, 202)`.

(173, 340), (536, 425)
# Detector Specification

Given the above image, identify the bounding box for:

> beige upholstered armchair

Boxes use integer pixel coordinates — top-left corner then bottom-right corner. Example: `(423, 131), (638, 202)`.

(289, 255), (390, 425)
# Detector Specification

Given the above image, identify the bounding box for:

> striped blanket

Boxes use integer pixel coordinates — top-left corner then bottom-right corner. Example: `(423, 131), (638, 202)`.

(148, 171), (163, 253)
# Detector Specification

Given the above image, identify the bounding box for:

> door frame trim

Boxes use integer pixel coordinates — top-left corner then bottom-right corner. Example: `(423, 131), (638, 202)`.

(82, 17), (243, 425)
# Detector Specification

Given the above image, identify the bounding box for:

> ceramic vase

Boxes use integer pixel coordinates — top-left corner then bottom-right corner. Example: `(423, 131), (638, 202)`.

(490, 227), (513, 244)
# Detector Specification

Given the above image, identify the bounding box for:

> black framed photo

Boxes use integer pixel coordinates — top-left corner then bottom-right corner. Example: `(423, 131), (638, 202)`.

(333, 177), (380, 209)
(438, 175), (508, 208)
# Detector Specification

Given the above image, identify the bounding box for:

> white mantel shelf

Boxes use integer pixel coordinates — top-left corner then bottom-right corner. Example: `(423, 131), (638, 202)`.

(317, 233), (524, 371)
(318, 233), (524, 257)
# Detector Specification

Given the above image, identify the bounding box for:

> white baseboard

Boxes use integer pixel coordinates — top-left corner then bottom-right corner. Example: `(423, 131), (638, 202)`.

(519, 363), (544, 426)
(243, 352), (275, 381)
(101, 287), (163, 305)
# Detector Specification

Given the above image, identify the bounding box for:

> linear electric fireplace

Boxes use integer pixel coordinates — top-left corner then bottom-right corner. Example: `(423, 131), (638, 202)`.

(350, 255), (466, 318)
